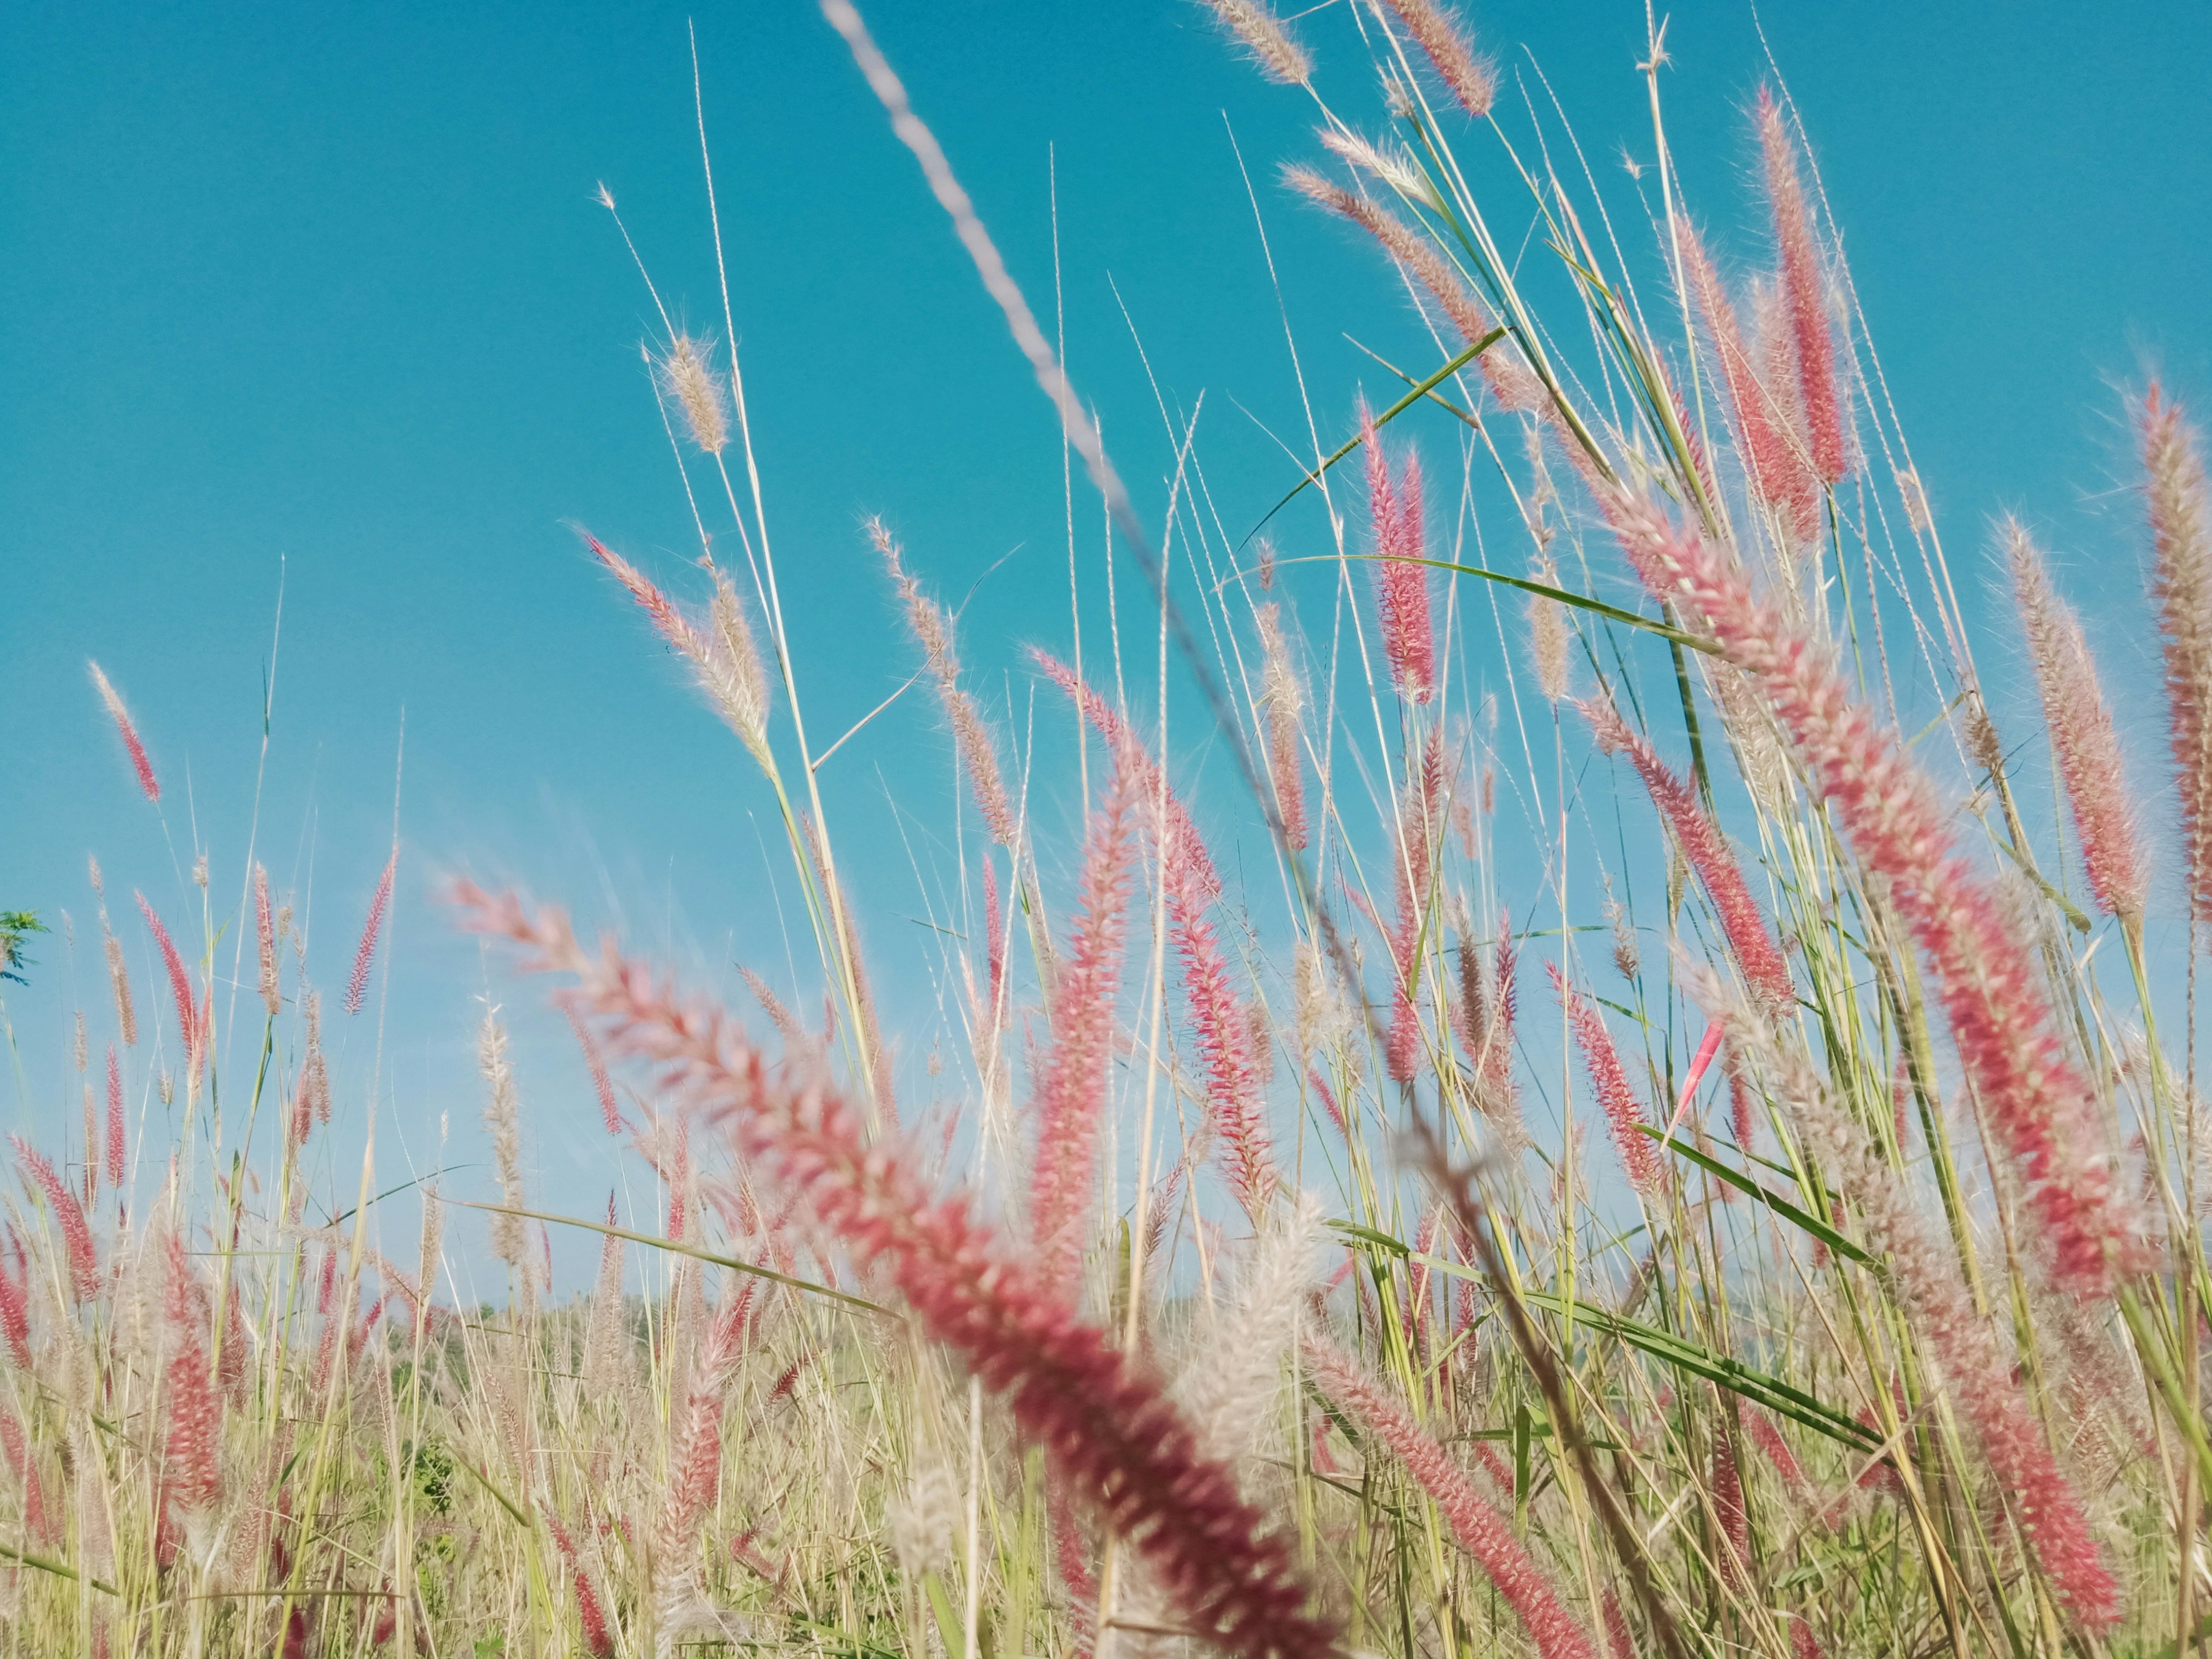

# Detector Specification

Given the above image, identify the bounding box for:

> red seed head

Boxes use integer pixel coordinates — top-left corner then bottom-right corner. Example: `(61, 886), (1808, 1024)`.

(89, 660), (160, 801)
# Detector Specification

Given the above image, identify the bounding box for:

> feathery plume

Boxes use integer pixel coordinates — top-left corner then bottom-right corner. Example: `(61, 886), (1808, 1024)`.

(655, 1287), (748, 1644)
(105, 1044), (125, 1190)
(1529, 556), (1571, 703)
(88, 660), (160, 801)
(94, 859), (139, 1048)
(874, 520), (1018, 846)
(480, 1011), (528, 1270)
(582, 1195), (630, 1402)
(1307, 1339), (1595, 1659)
(886, 1464), (962, 1575)
(1197, 0), (1311, 85)
(2006, 521), (2146, 922)
(14, 1138), (98, 1302)
(1676, 224), (1818, 542)
(255, 863), (280, 1015)
(455, 883), (1336, 1659)
(565, 1002), (623, 1135)
(1578, 696), (1793, 1009)
(547, 1513), (617, 1658)
(1458, 919), (1524, 1137)
(136, 892), (204, 1081)
(1702, 974), (2121, 1627)
(1028, 746), (1139, 1296)
(1549, 966), (1663, 1195)
(2143, 385), (2212, 923)
(160, 1228), (223, 1564)
(1285, 169), (1541, 413)
(0, 1226), (29, 1368)
(1363, 404), (1436, 703)
(704, 565), (774, 762)
(1608, 487), (2144, 1292)
(1257, 602), (1309, 850)
(0, 1406), (49, 1543)
(1175, 1196), (1323, 1479)
(1317, 127), (1440, 210)
(658, 334), (729, 454)
(1381, 0), (1495, 118)
(344, 847), (397, 1016)
(1711, 1421), (1751, 1590)
(1756, 90), (1847, 485)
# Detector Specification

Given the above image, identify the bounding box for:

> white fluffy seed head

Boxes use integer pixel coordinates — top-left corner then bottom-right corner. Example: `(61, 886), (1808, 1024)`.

(659, 335), (730, 455)
(885, 1462), (961, 1576)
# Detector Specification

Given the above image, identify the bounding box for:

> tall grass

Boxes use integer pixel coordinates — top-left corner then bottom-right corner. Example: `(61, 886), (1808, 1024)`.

(6, 3), (2208, 1656)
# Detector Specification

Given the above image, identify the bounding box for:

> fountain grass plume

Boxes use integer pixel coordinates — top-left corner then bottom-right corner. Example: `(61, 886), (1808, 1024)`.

(1577, 694), (1794, 1010)
(88, 660), (160, 802)
(1305, 1338), (1595, 1659)
(453, 881), (1338, 1659)
(2006, 520), (2147, 924)
(1607, 485), (2146, 1293)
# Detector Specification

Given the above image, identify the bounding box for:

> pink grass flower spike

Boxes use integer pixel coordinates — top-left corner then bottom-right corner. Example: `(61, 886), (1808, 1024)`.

(345, 847), (397, 1016)
(1607, 487), (2144, 1294)
(454, 883), (1334, 1659)
(12, 1139), (98, 1302)
(89, 660), (160, 801)
(1306, 1340), (1594, 1659)
(1549, 966), (1663, 1195)
(1756, 90), (1847, 487)
(1363, 406), (1436, 704)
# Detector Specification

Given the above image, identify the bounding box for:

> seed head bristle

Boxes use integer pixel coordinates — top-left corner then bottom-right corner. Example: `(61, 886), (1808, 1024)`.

(658, 334), (730, 455)
(1197, 0), (1311, 86)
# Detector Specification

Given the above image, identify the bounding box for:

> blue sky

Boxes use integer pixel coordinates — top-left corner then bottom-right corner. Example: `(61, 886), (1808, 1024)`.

(4, 0), (2207, 1280)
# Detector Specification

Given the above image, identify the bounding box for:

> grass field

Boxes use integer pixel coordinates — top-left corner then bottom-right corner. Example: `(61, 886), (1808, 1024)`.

(5, 2), (2208, 1655)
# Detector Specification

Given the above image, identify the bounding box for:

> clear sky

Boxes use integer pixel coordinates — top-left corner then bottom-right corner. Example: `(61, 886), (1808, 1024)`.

(5, 0), (2207, 1278)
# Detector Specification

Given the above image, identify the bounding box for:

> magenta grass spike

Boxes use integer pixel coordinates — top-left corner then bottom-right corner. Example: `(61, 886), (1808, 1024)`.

(1607, 486), (2146, 1293)
(13, 1137), (99, 1302)
(1579, 696), (1793, 1012)
(2143, 385), (2212, 924)
(345, 847), (397, 1016)
(454, 882), (1336, 1659)
(1363, 404), (1436, 704)
(136, 891), (204, 1078)
(105, 1043), (125, 1189)
(1757, 89), (1847, 486)
(1028, 746), (1139, 1297)
(160, 1228), (222, 1561)
(564, 1001), (624, 1134)
(89, 660), (160, 801)
(1307, 1340), (1595, 1659)
(0, 1226), (30, 1368)
(1035, 652), (1277, 1210)
(1548, 966), (1663, 1196)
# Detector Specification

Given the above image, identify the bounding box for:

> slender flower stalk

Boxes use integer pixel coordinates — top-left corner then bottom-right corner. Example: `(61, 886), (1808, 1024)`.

(1549, 965), (1663, 1195)
(1756, 90), (1847, 485)
(344, 848), (397, 1016)
(454, 884), (1336, 1659)
(1608, 487), (2143, 1292)
(2142, 386), (2212, 923)
(1380, 0), (1495, 118)
(1577, 696), (1793, 1009)
(88, 660), (160, 801)
(1306, 1339), (1595, 1659)
(1704, 974), (2121, 1627)
(480, 1011), (528, 1271)
(2006, 521), (2146, 923)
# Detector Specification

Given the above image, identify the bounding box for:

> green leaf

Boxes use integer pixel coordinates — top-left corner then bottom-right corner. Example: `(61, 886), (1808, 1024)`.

(1524, 1291), (1878, 1451)
(1638, 1126), (1871, 1265)
(1247, 333), (1502, 537)
(1328, 1218), (1412, 1257)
